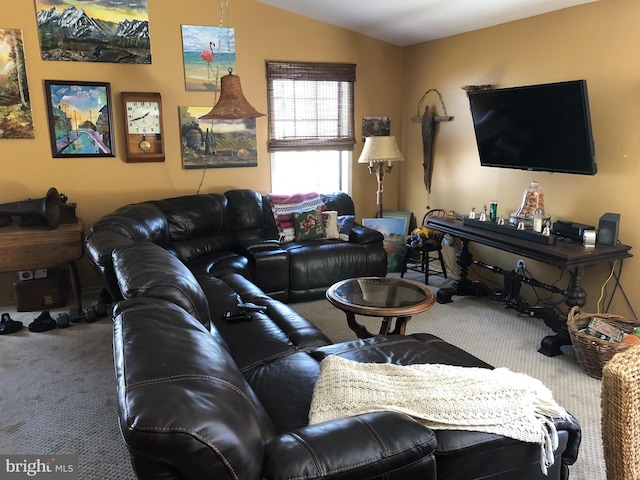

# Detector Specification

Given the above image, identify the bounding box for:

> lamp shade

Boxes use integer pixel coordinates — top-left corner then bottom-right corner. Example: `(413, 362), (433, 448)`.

(358, 136), (405, 164)
(199, 72), (265, 120)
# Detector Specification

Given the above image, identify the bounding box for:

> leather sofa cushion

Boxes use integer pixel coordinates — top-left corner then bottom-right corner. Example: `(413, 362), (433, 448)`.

(196, 273), (331, 372)
(224, 189), (265, 238)
(285, 240), (387, 301)
(113, 242), (211, 327)
(151, 193), (230, 241)
(215, 273), (332, 348)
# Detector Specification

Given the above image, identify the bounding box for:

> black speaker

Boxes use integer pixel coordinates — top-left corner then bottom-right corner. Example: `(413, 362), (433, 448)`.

(597, 213), (620, 246)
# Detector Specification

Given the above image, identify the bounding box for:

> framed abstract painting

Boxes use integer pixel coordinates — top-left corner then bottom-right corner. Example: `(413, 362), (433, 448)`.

(44, 80), (115, 158)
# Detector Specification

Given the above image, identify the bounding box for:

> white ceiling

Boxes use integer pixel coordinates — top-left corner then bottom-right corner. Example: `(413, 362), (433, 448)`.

(255, 0), (598, 46)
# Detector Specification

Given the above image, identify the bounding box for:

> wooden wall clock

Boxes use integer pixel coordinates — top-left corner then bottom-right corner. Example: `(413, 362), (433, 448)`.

(122, 92), (165, 162)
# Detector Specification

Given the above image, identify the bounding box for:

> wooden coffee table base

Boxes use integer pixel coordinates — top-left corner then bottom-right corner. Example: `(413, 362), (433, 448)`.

(345, 311), (412, 338)
(326, 277), (436, 340)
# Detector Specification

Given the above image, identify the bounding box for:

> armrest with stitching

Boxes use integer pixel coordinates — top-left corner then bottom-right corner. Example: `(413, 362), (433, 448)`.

(263, 412), (437, 479)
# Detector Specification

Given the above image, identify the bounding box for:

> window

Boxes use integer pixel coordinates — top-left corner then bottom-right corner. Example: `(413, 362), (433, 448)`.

(266, 61), (356, 194)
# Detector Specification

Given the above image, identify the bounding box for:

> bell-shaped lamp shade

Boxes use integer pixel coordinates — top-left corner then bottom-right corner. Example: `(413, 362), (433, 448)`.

(358, 136), (405, 165)
(199, 72), (265, 120)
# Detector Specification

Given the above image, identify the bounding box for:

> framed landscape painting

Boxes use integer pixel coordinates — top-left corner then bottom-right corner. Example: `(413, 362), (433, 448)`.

(44, 80), (114, 158)
(383, 210), (413, 236)
(34, 0), (151, 63)
(179, 106), (257, 169)
(362, 217), (407, 273)
(0, 29), (34, 139)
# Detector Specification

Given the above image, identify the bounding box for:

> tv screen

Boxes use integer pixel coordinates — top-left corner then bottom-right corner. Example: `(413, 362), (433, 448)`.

(468, 80), (597, 175)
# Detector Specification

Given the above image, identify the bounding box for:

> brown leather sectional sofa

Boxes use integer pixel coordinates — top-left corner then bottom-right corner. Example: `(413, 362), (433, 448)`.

(86, 189), (582, 479)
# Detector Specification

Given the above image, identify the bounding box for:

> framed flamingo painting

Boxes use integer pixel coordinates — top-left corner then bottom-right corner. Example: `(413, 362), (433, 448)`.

(181, 25), (236, 92)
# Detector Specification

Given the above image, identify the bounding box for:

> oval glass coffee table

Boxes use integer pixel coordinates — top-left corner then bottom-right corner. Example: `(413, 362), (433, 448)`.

(326, 277), (436, 338)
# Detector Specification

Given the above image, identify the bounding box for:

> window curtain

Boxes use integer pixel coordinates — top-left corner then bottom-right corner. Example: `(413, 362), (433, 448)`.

(266, 61), (356, 152)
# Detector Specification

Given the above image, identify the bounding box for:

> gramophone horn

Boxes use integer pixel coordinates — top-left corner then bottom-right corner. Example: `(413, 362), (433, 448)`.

(0, 187), (62, 229)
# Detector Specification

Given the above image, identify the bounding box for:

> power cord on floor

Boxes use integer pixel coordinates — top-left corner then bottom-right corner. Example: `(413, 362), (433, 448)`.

(603, 259), (637, 320)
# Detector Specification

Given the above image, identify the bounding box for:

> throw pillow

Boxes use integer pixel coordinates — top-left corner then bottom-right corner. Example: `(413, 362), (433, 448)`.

(293, 208), (326, 240)
(322, 210), (340, 239)
(337, 214), (356, 241)
(268, 192), (326, 243)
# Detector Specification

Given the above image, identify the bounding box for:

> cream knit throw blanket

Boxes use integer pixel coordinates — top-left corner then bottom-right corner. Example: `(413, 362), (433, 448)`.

(308, 356), (570, 475)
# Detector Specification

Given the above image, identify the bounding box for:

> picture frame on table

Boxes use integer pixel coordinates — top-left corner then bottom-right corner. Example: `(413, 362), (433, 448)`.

(383, 210), (413, 236)
(44, 80), (115, 158)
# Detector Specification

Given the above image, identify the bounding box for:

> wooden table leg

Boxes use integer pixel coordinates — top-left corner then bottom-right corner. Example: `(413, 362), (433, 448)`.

(66, 261), (82, 312)
(379, 316), (392, 335)
(390, 316), (411, 335)
(436, 238), (477, 303)
(345, 311), (373, 339)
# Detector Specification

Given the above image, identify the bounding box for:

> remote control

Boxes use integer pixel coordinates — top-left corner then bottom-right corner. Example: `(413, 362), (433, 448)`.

(237, 302), (267, 312)
(222, 311), (253, 322)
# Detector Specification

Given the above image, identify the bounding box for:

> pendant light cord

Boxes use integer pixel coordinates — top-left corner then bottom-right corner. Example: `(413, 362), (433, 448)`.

(197, 0), (230, 195)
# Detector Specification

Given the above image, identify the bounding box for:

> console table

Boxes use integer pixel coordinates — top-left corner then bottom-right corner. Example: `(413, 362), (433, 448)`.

(0, 221), (84, 311)
(426, 216), (632, 356)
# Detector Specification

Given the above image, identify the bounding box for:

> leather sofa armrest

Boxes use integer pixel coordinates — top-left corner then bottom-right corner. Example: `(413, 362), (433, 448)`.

(263, 412), (437, 479)
(349, 224), (385, 245)
(245, 248), (289, 299)
(553, 413), (582, 466)
(86, 230), (136, 268)
(241, 238), (281, 252)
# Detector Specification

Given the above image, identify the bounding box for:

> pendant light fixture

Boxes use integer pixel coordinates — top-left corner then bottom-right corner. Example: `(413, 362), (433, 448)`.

(199, 0), (265, 120)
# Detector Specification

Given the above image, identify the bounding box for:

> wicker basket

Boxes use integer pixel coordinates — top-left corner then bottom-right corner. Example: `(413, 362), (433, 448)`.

(567, 306), (640, 379)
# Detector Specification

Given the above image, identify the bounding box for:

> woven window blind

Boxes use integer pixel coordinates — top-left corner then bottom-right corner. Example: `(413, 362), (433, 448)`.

(266, 61), (356, 152)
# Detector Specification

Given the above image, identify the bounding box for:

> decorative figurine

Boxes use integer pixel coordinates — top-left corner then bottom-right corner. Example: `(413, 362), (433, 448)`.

(497, 215), (505, 225)
(542, 221), (551, 237)
(479, 204), (487, 221)
(469, 207), (476, 219)
(517, 220), (525, 230)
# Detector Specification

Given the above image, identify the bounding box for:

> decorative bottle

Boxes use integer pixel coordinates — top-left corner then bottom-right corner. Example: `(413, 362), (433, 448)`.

(533, 209), (543, 232)
(516, 181), (545, 218)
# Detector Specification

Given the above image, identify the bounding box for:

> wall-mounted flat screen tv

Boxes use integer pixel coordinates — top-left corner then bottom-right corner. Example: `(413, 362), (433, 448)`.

(468, 80), (597, 175)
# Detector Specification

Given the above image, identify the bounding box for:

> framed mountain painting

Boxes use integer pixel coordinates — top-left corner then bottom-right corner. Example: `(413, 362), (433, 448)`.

(34, 0), (151, 63)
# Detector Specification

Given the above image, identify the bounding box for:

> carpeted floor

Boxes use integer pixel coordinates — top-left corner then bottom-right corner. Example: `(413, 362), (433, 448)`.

(0, 271), (604, 479)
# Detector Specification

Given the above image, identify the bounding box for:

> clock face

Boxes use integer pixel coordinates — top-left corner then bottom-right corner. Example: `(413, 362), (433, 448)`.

(126, 101), (161, 134)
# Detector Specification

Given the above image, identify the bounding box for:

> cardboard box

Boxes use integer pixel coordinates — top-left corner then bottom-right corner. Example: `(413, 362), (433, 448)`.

(13, 269), (68, 312)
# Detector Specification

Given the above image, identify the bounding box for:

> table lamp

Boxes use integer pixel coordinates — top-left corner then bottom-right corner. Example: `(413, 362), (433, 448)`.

(358, 136), (405, 217)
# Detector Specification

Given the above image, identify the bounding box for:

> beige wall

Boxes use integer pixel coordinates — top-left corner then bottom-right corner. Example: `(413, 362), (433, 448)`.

(4, 0), (636, 314)
(400, 0), (640, 314)
(1, 0), (403, 303)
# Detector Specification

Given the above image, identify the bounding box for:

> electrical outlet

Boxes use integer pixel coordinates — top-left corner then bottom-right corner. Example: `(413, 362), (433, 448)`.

(516, 259), (526, 271)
